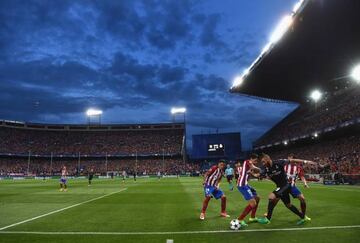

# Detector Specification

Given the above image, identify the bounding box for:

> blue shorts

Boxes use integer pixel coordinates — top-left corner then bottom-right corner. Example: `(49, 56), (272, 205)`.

(204, 185), (224, 200)
(60, 178), (67, 184)
(237, 185), (257, 201)
(290, 185), (302, 198)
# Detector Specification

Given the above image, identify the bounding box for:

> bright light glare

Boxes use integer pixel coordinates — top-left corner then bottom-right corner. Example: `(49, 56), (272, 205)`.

(270, 15), (293, 43)
(171, 107), (186, 114)
(243, 68), (250, 76)
(261, 43), (272, 55)
(293, 0), (304, 13)
(283, 141), (288, 145)
(351, 64), (360, 83)
(86, 108), (103, 116)
(310, 90), (322, 102)
(232, 76), (244, 88)
(314, 132), (318, 138)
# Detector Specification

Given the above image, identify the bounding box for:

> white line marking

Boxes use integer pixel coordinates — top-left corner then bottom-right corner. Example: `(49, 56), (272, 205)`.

(0, 188), (127, 231)
(0, 225), (359, 235)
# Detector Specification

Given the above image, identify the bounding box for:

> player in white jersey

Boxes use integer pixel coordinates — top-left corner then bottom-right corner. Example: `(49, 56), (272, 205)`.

(236, 154), (261, 226)
(122, 170), (127, 183)
(59, 166), (68, 192)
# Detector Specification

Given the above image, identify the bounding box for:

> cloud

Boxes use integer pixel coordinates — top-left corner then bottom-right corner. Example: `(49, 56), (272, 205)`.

(0, 0), (298, 149)
(199, 14), (225, 48)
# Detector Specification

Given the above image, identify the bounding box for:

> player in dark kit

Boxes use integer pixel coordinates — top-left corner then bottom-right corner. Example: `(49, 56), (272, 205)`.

(258, 154), (316, 225)
(88, 168), (94, 186)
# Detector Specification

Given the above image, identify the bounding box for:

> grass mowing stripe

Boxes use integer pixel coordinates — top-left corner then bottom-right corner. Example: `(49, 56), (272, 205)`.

(0, 188), (128, 231)
(0, 225), (359, 235)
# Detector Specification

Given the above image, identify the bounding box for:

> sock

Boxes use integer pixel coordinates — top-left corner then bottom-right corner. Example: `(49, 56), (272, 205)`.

(266, 199), (276, 220)
(238, 205), (253, 220)
(288, 205), (304, 219)
(201, 197), (211, 213)
(251, 199), (259, 218)
(300, 201), (306, 215)
(221, 197), (227, 213)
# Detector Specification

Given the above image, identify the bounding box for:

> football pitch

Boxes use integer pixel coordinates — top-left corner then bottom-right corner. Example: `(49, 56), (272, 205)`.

(0, 177), (359, 243)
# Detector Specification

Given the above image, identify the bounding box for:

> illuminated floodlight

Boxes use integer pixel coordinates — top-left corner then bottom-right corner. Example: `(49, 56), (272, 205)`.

(86, 108), (103, 116)
(171, 107), (186, 114)
(310, 90), (322, 102)
(242, 68), (250, 76)
(261, 43), (272, 55)
(293, 0), (304, 13)
(351, 64), (360, 83)
(270, 15), (293, 43)
(232, 76), (244, 88)
(283, 141), (288, 145)
(314, 132), (318, 138)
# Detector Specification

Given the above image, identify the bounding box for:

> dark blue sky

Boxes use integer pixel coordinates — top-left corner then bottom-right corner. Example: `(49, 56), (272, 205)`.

(0, 0), (299, 149)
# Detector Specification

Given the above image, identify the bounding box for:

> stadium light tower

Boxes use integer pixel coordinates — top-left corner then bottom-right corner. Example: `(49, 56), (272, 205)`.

(310, 90), (322, 103)
(171, 107), (186, 123)
(86, 108), (103, 124)
(351, 64), (360, 83)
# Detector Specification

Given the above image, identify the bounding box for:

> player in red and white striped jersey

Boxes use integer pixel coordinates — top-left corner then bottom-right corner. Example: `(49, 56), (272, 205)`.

(200, 161), (229, 220)
(284, 154), (309, 216)
(236, 154), (261, 226)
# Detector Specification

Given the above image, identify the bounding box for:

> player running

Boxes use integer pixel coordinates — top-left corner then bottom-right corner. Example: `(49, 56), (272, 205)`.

(200, 161), (230, 220)
(59, 166), (68, 192)
(258, 154), (316, 225)
(236, 154), (261, 227)
(225, 164), (235, 191)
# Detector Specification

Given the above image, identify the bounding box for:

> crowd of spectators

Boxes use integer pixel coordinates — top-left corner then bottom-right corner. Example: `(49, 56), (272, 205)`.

(0, 158), (200, 176)
(0, 128), (183, 156)
(255, 87), (360, 147)
(269, 135), (360, 175)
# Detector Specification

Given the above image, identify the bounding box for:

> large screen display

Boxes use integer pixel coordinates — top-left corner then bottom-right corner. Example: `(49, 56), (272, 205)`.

(207, 143), (225, 156)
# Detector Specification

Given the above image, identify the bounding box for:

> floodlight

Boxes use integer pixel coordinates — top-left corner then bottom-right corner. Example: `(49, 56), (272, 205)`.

(310, 90), (322, 102)
(293, 0), (304, 13)
(86, 108), (103, 116)
(261, 43), (272, 55)
(232, 76), (244, 88)
(283, 141), (288, 145)
(171, 107), (186, 114)
(242, 68), (250, 76)
(314, 132), (318, 138)
(270, 15), (293, 43)
(351, 64), (360, 83)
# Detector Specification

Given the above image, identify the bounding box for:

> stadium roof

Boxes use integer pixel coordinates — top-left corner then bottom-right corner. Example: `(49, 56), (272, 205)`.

(230, 0), (360, 103)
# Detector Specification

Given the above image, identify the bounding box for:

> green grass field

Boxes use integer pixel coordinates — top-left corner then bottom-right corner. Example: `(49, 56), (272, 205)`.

(0, 177), (359, 243)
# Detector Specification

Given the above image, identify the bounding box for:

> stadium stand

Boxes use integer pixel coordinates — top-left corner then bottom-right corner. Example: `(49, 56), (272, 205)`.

(230, 0), (360, 184)
(0, 121), (184, 155)
(0, 158), (200, 177)
(0, 121), (199, 176)
(254, 87), (360, 147)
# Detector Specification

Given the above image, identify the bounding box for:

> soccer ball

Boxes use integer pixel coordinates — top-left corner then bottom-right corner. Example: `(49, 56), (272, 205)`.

(229, 219), (241, 230)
